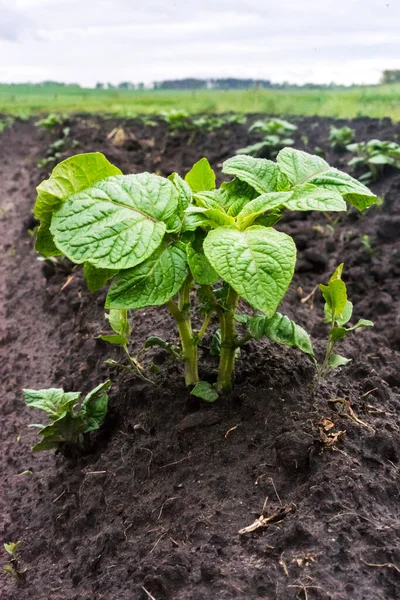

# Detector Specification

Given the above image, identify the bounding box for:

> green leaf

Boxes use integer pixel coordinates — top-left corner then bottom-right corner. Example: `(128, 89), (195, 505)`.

(97, 333), (128, 345)
(82, 380), (111, 432)
(107, 308), (130, 336)
(319, 280), (348, 321)
(181, 211), (209, 232)
(83, 263), (118, 293)
(329, 327), (348, 341)
(168, 172), (192, 214)
(51, 173), (179, 269)
(190, 381), (219, 403)
(277, 148), (376, 211)
(204, 226), (296, 316)
(329, 263), (344, 282)
(236, 192), (292, 229)
(328, 354), (352, 368)
(325, 300), (353, 326)
(187, 232), (219, 285)
(222, 155), (279, 194)
(284, 184), (346, 212)
(185, 205), (235, 228)
(220, 178), (259, 216)
(32, 437), (62, 452)
(35, 218), (63, 257)
(246, 312), (314, 357)
(346, 318), (374, 331)
(34, 152), (122, 220)
(23, 388), (81, 415)
(106, 242), (188, 309)
(185, 158), (216, 193)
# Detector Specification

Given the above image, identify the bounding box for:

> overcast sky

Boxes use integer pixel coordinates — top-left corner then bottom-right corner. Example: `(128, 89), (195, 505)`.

(1, 0), (399, 87)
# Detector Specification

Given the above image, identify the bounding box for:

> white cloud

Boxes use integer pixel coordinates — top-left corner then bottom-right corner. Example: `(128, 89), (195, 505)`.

(0, 0), (399, 86)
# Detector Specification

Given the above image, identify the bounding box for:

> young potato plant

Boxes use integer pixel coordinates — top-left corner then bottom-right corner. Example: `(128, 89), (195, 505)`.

(23, 381), (111, 451)
(237, 118), (297, 158)
(317, 264), (373, 379)
(33, 149), (376, 395)
(329, 125), (355, 151)
(347, 139), (400, 183)
(3, 542), (26, 580)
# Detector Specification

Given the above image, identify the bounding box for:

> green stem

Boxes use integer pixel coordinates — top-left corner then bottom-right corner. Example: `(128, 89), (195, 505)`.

(197, 312), (212, 342)
(217, 287), (239, 392)
(318, 316), (336, 380)
(167, 292), (199, 387)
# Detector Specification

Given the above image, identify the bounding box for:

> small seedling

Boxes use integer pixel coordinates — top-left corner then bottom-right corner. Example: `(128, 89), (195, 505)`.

(34, 113), (66, 131)
(237, 118), (297, 157)
(0, 117), (14, 134)
(161, 109), (191, 130)
(33, 149), (375, 394)
(329, 125), (355, 151)
(317, 264), (373, 379)
(23, 381), (111, 451)
(3, 542), (26, 580)
(347, 139), (400, 182)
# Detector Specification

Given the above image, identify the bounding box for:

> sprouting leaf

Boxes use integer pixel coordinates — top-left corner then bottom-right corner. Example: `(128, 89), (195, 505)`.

(319, 280), (348, 321)
(244, 312), (314, 357)
(235, 192), (292, 229)
(222, 155), (279, 194)
(97, 333), (128, 345)
(82, 380), (111, 432)
(185, 158), (216, 192)
(349, 318), (374, 329)
(204, 226), (296, 316)
(51, 173), (179, 269)
(107, 308), (130, 336)
(106, 242), (188, 309)
(277, 148), (376, 210)
(185, 205), (235, 228)
(328, 354), (352, 368)
(190, 381), (219, 403)
(329, 327), (348, 341)
(83, 263), (118, 293)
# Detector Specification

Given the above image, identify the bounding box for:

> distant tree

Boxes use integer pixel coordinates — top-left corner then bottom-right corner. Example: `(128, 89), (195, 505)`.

(96, 82), (104, 89)
(118, 81), (135, 89)
(381, 70), (400, 84)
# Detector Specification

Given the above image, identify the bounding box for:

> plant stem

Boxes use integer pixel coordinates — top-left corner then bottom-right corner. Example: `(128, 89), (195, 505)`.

(167, 281), (199, 386)
(217, 287), (239, 391)
(318, 316), (336, 380)
(197, 312), (212, 342)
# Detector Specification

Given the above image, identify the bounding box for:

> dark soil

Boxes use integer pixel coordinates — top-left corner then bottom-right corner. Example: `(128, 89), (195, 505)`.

(1, 114), (400, 600)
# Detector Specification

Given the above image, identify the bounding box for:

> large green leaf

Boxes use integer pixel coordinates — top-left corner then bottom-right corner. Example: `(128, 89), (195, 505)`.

(203, 226), (296, 316)
(222, 155), (279, 194)
(34, 152), (122, 220)
(284, 184), (346, 212)
(35, 218), (64, 257)
(106, 242), (188, 309)
(185, 158), (216, 192)
(277, 148), (376, 210)
(23, 388), (81, 415)
(51, 173), (179, 269)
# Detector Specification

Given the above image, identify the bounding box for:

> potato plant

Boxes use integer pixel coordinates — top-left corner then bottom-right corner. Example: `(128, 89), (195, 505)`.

(34, 149), (376, 394)
(329, 125), (355, 150)
(318, 264), (373, 379)
(237, 118), (297, 157)
(347, 139), (400, 182)
(23, 381), (111, 451)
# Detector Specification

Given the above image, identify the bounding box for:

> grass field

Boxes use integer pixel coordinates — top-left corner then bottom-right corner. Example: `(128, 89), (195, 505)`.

(1, 84), (400, 120)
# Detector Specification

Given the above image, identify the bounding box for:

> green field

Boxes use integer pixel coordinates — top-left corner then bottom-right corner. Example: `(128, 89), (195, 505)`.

(1, 84), (400, 120)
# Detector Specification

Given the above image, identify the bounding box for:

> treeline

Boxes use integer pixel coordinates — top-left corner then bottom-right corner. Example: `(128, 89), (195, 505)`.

(380, 70), (400, 84)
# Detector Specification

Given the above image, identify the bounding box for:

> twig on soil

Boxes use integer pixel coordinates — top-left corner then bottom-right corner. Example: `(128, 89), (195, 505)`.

(141, 586), (157, 600)
(239, 504), (294, 535)
(360, 556), (400, 574)
(300, 285), (318, 309)
(52, 489), (66, 503)
(328, 398), (375, 431)
(60, 274), (74, 291)
(159, 453), (191, 468)
(224, 424), (240, 438)
(149, 532), (167, 553)
(270, 478), (282, 507)
(156, 497), (178, 521)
